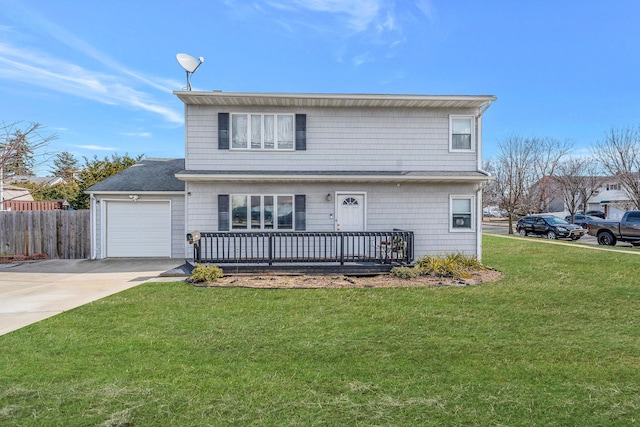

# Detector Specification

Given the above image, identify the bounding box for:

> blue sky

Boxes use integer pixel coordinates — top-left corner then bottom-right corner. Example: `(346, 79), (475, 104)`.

(1, 0), (640, 174)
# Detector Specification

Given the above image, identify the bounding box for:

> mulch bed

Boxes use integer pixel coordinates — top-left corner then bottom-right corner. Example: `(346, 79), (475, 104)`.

(191, 269), (504, 289)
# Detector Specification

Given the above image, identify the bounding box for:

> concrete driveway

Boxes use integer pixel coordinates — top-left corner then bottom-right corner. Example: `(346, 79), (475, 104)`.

(0, 259), (188, 336)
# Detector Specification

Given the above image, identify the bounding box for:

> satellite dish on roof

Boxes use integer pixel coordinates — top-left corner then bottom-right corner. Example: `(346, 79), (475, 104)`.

(176, 53), (204, 91)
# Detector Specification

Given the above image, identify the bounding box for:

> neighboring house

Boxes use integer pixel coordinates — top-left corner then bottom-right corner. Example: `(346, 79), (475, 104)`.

(87, 91), (497, 262)
(1, 184), (34, 210)
(8, 175), (66, 187)
(528, 176), (565, 213)
(587, 180), (629, 220)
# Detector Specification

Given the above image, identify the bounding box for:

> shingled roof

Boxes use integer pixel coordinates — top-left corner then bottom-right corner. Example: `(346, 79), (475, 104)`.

(86, 158), (185, 193)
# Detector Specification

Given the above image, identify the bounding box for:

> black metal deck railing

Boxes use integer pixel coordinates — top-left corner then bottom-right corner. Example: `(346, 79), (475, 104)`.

(192, 231), (413, 265)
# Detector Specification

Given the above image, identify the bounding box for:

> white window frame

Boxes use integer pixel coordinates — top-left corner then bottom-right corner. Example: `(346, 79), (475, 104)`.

(450, 195), (475, 232)
(230, 113), (295, 151)
(230, 194), (295, 230)
(449, 115), (475, 152)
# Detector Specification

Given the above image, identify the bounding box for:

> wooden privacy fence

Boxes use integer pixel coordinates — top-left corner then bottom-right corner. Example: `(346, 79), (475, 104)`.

(2, 200), (65, 211)
(0, 210), (90, 259)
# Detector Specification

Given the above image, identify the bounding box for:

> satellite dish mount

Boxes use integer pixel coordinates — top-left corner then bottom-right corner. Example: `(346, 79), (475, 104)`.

(176, 53), (204, 91)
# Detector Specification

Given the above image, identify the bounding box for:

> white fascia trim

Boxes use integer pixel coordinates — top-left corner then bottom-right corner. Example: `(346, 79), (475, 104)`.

(175, 173), (494, 183)
(87, 191), (185, 196)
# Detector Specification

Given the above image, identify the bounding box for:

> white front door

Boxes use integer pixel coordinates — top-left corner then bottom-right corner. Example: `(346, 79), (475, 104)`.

(336, 193), (365, 231)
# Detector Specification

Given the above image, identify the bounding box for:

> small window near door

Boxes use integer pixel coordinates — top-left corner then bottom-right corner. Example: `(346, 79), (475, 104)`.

(451, 196), (474, 231)
(342, 197), (359, 206)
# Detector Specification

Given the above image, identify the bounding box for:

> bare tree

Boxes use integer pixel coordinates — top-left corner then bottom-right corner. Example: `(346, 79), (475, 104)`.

(593, 126), (640, 209)
(1, 122), (57, 210)
(530, 138), (573, 213)
(553, 157), (602, 222)
(492, 135), (538, 233)
(482, 159), (500, 212)
(0, 121), (57, 175)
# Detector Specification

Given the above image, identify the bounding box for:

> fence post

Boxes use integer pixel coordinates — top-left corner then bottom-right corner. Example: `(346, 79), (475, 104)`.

(194, 242), (201, 262)
(339, 233), (344, 265)
(268, 234), (274, 266)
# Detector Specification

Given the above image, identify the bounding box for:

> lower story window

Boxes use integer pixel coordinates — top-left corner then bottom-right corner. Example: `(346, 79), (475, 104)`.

(451, 196), (474, 230)
(231, 195), (293, 230)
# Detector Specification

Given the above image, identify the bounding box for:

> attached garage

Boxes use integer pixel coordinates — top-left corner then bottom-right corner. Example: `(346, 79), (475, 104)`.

(104, 200), (171, 257)
(86, 158), (186, 259)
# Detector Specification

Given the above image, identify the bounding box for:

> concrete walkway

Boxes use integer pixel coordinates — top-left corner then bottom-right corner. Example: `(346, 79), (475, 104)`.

(0, 259), (187, 336)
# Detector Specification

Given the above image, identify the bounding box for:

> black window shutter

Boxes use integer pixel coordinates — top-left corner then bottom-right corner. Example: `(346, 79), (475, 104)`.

(218, 194), (229, 231)
(295, 114), (306, 151)
(218, 113), (229, 149)
(295, 194), (306, 230)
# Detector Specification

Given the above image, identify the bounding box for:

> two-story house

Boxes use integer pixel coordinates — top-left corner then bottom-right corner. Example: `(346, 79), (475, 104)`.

(87, 91), (496, 266)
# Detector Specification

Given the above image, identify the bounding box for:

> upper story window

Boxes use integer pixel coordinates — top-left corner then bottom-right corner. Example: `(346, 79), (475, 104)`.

(231, 114), (294, 150)
(449, 115), (475, 152)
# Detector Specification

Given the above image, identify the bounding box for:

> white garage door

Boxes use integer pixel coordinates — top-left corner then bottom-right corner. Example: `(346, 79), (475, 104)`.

(105, 201), (171, 257)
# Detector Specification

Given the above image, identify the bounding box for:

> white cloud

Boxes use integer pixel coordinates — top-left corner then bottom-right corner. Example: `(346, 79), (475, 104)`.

(254, 0), (436, 67)
(0, 3), (183, 124)
(265, 0), (383, 32)
(415, 0), (435, 23)
(76, 145), (116, 151)
(119, 132), (152, 138)
(353, 52), (372, 66)
(0, 42), (183, 124)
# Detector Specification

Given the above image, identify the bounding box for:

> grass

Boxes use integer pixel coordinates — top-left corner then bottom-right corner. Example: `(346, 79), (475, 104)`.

(1, 235), (640, 426)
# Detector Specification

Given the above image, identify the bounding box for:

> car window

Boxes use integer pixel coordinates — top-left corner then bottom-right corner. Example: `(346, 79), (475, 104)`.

(627, 212), (640, 222)
(546, 217), (568, 225)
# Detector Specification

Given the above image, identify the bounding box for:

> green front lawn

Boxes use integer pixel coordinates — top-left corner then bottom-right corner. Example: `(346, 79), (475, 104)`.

(1, 235), (639, 426)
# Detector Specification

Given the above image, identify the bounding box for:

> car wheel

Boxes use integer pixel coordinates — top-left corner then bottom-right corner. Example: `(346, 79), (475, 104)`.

(546, 231), (557, 240)
(518, 228), (527, 236)
(597, 232), (617, 246)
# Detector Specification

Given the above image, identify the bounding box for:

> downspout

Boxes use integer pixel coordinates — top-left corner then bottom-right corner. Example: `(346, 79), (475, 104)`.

(476, 179), (492, 262)
(475, 100), (493, 262)
(90, 194), (96, 259)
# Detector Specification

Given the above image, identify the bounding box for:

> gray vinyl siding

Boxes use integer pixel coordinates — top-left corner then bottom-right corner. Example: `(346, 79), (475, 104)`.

(184, 105), (480, 172)
(185, 181), (478, 258)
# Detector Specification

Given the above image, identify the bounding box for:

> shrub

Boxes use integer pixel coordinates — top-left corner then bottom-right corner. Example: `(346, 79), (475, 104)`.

(190, 263), (224, 283)
(414, 253), (486, 279)
(390, 266), (418, 279)
(447, 252), (486, 270)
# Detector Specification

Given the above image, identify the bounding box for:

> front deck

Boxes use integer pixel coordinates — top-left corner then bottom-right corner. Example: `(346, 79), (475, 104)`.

(190, 230), (414, 274)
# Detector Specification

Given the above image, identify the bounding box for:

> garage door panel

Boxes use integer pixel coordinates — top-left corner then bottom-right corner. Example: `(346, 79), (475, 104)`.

(106, 201), (171, 257)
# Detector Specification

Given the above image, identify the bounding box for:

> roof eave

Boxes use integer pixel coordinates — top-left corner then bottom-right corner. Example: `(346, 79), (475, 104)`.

(173, 91), (497, 109)
(175, 173), (493, 184)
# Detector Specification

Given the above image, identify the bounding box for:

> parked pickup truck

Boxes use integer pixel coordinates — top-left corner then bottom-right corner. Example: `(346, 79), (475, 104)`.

(587, 210), (640, 246)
